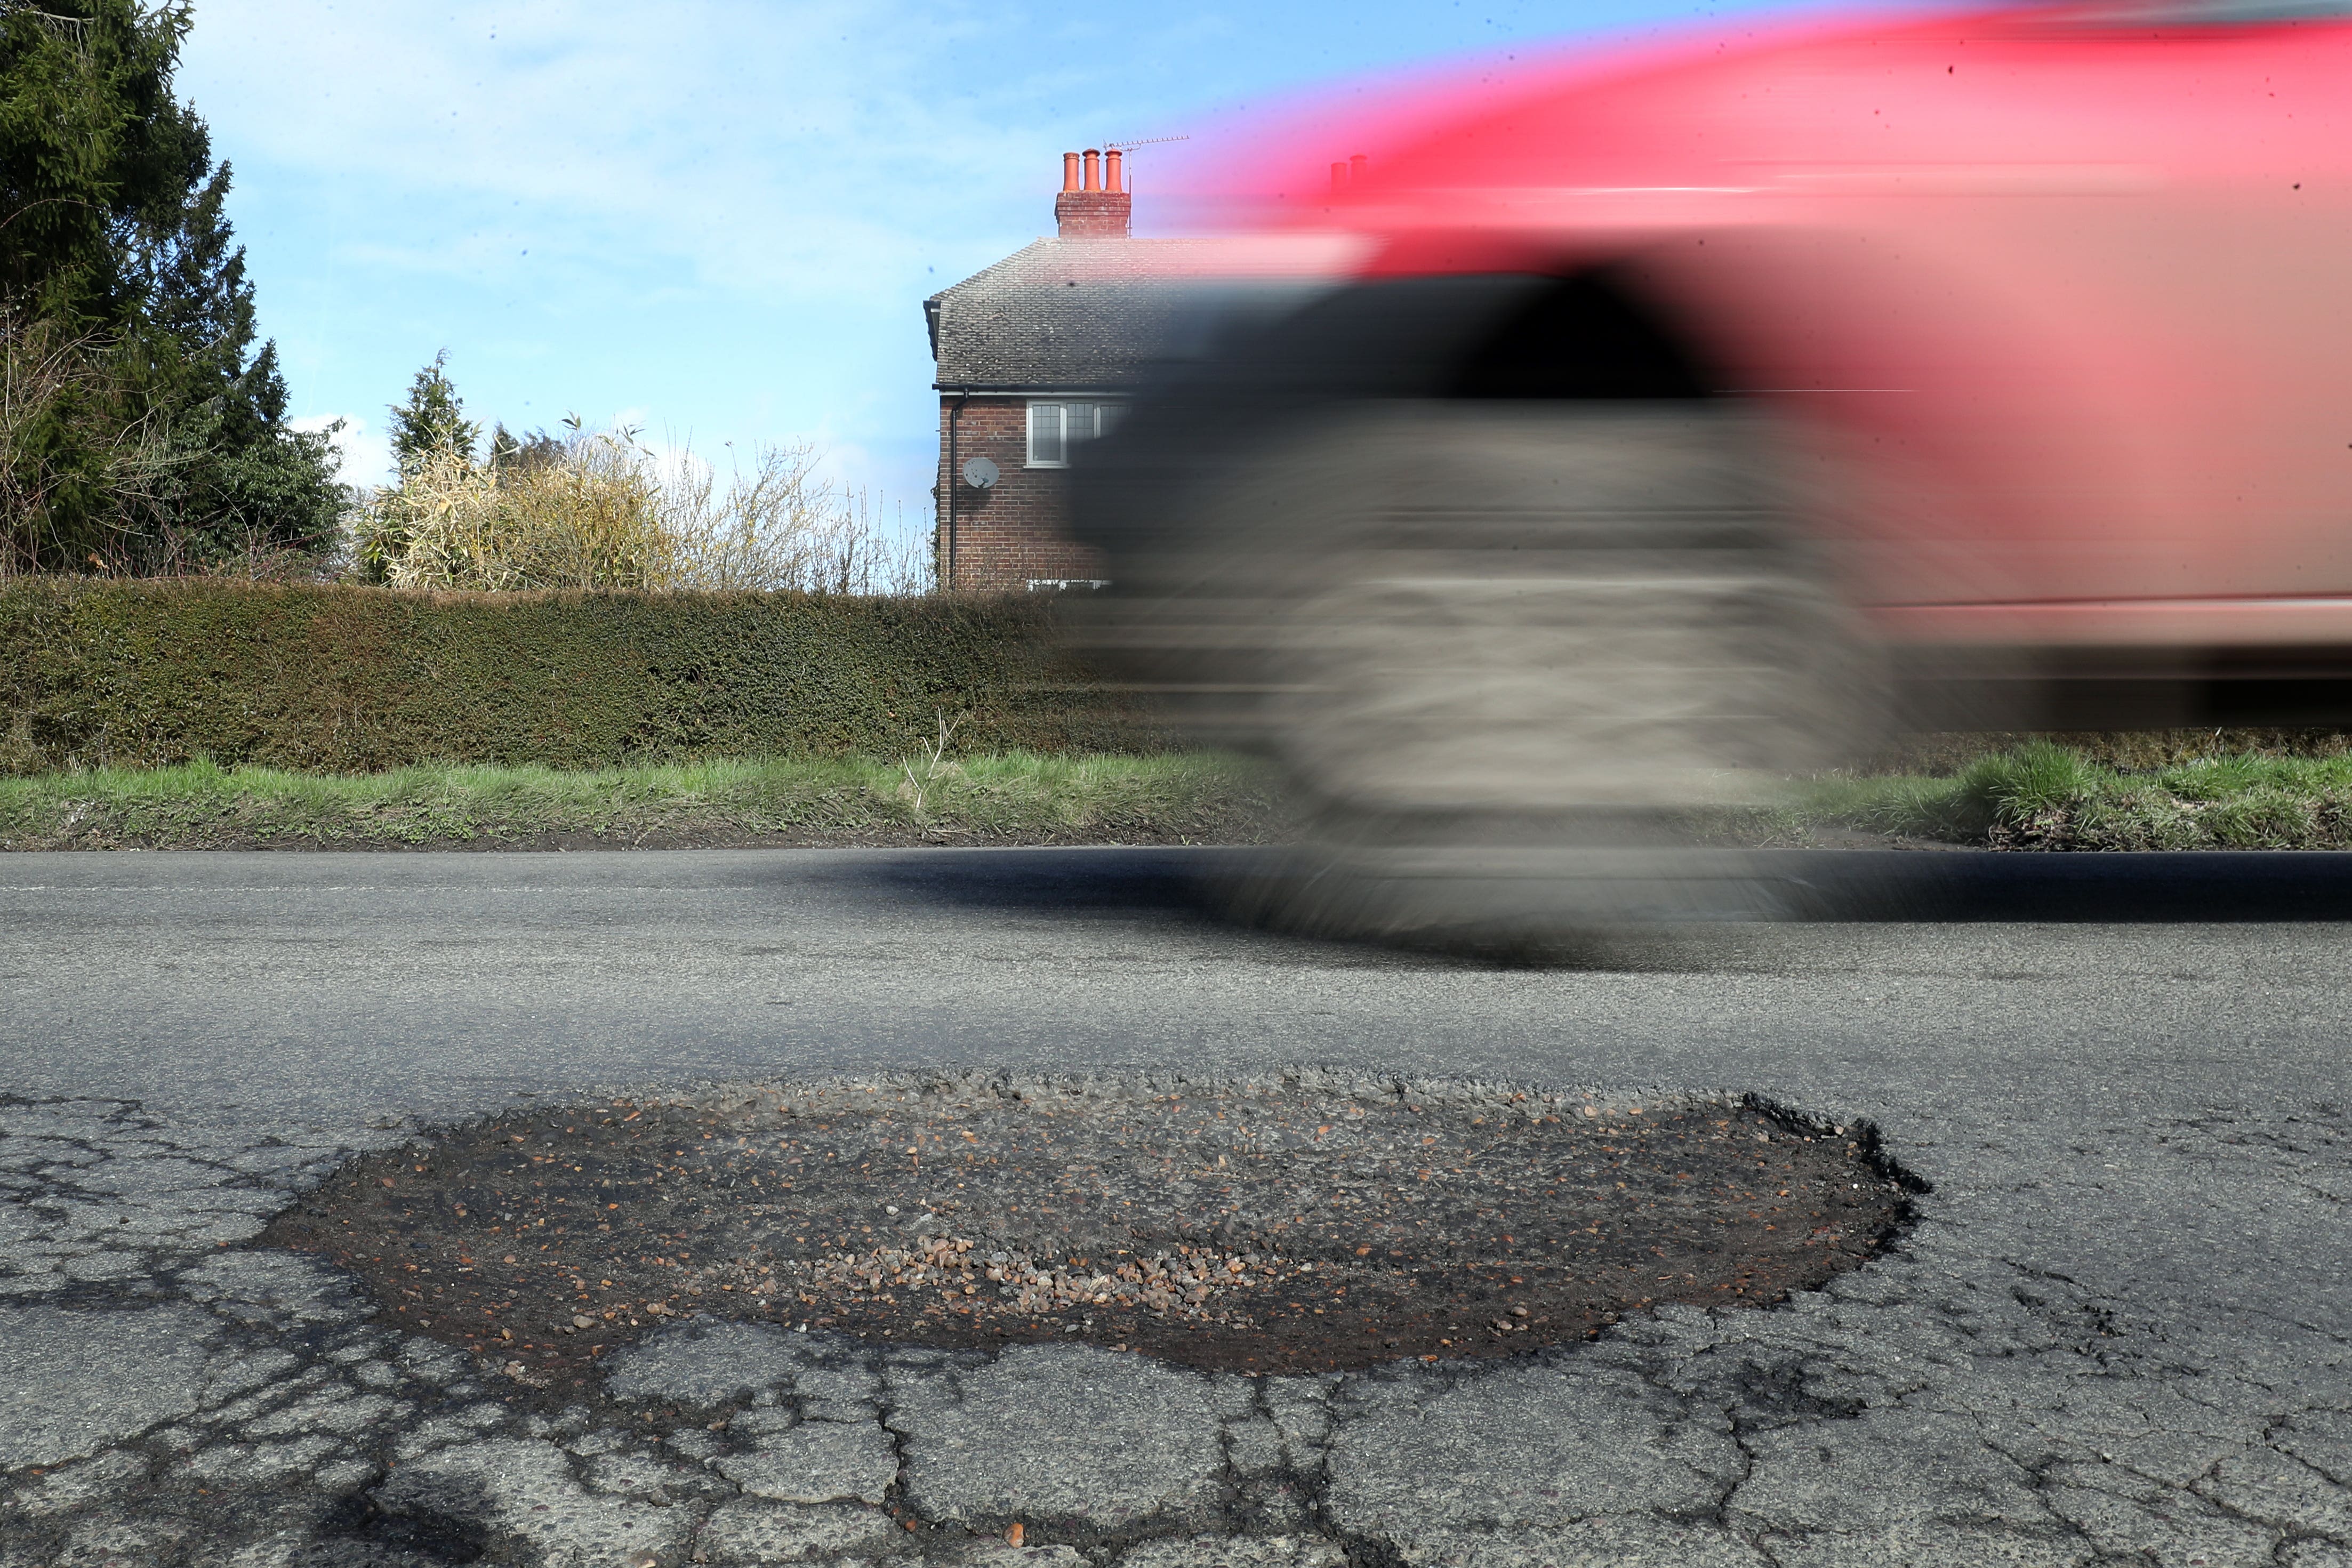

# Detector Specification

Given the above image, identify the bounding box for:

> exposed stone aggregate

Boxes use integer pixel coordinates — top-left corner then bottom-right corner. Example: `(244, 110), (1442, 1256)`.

(7, 1088), (2352, 1567)
(259, 1076), (1908, 1377)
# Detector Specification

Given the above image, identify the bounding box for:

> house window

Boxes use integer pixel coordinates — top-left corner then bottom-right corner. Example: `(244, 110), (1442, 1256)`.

(1026, 401), (1121, 467)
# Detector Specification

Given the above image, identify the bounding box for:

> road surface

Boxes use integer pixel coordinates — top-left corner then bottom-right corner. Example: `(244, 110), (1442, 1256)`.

(3, 848), (2350, 1566)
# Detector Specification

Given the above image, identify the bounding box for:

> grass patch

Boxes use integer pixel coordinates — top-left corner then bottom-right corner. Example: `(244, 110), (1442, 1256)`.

(1753, 740), (2352, 850)
(12, 741), (2349, 854)
(0, 751), (1287, 851)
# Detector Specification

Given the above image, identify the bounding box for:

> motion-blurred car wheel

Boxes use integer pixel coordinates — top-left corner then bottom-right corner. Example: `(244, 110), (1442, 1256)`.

(1085, 397), (1886, 941)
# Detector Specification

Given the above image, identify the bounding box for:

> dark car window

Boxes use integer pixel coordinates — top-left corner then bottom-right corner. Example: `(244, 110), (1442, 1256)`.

(2035, 0), (2352, 23)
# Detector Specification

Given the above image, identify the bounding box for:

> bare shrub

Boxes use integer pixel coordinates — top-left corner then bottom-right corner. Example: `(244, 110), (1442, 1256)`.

(897, 709), (967, 815)
(350, 424), (932, 594)
(356, 434), (673, 592)
(648, 436), (934, 594)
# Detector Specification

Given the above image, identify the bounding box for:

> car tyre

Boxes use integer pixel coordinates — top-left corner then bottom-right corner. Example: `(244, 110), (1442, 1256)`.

(1186, 399), (1886, 941)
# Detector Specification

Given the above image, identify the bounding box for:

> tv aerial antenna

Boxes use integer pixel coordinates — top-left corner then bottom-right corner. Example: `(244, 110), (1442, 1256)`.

(1102, 135), (1187, 201)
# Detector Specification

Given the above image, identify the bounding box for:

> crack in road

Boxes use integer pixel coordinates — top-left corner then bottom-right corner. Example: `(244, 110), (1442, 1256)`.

(6, 1087), (2352, 1567)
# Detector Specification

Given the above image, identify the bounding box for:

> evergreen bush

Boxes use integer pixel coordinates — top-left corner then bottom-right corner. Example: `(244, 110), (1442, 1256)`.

(0, 580), (1153, 773)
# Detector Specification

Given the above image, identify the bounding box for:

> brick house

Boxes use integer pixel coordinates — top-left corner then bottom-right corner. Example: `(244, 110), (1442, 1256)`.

(926, 150), (1208, 591)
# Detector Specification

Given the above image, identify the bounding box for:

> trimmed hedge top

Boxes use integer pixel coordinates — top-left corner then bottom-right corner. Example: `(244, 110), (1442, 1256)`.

(0, 581), (1154, 773)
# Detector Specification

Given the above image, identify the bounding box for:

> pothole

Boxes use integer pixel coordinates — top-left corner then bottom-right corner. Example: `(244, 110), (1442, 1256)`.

(260, 1073), (1917, 1382)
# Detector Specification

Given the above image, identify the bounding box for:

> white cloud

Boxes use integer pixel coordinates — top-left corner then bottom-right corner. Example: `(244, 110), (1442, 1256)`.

(293, 414), (393, 489)
(180, 0), (1788, 519)
(181, 0), (1124, 513)
(181, 1), (1070, 314)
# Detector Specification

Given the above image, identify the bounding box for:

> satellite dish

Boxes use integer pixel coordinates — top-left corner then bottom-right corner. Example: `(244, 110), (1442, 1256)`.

(962, 456), (1000, 489)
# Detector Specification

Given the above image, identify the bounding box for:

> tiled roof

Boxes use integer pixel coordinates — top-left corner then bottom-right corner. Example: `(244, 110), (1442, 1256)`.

(926, 238), (1227, 391)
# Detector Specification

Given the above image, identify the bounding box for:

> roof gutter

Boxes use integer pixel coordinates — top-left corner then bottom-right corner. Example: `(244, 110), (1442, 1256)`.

(930, 383), (1136, 396)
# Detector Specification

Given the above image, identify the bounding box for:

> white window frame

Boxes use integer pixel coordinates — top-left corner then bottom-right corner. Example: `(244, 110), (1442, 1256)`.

(1025, 399), (1123, 468)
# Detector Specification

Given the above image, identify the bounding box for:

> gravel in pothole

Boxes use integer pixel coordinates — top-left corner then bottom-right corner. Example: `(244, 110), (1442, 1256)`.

(259, 1075), (1915, 1382)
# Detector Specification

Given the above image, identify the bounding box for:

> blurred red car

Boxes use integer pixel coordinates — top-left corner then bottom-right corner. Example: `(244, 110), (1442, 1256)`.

(1071, 0), (2352, 933)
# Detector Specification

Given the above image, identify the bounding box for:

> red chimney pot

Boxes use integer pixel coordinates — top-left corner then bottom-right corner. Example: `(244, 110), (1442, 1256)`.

(1054, 150), (1132, 238)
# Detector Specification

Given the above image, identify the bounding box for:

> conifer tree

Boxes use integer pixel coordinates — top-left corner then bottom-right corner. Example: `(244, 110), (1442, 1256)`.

(0, 0), (344, 574)
(388, 352), (480, 474)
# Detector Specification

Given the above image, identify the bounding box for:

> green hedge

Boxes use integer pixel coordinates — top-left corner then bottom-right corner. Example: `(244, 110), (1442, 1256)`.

(0, 581), (1155, 774)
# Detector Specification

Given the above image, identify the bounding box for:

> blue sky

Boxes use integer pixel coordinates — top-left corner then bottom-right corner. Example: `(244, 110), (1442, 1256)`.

(177, 0), (1803, 520)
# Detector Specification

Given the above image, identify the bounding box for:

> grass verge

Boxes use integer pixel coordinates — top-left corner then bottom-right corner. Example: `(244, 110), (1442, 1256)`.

(1757, 740), (2352, 850)
(0, 752), (1287, 851)
(12, 741), (2352, 853)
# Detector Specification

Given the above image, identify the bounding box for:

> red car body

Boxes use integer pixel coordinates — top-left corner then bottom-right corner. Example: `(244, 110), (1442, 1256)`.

(1173, 3), (2352, 715)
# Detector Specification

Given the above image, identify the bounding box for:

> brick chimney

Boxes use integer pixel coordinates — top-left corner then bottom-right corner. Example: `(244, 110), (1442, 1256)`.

(1054, 148), (1130, 238)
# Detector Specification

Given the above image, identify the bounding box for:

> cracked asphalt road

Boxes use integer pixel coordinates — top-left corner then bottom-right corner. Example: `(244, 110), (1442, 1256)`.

(4, 846), (2352, 1566)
